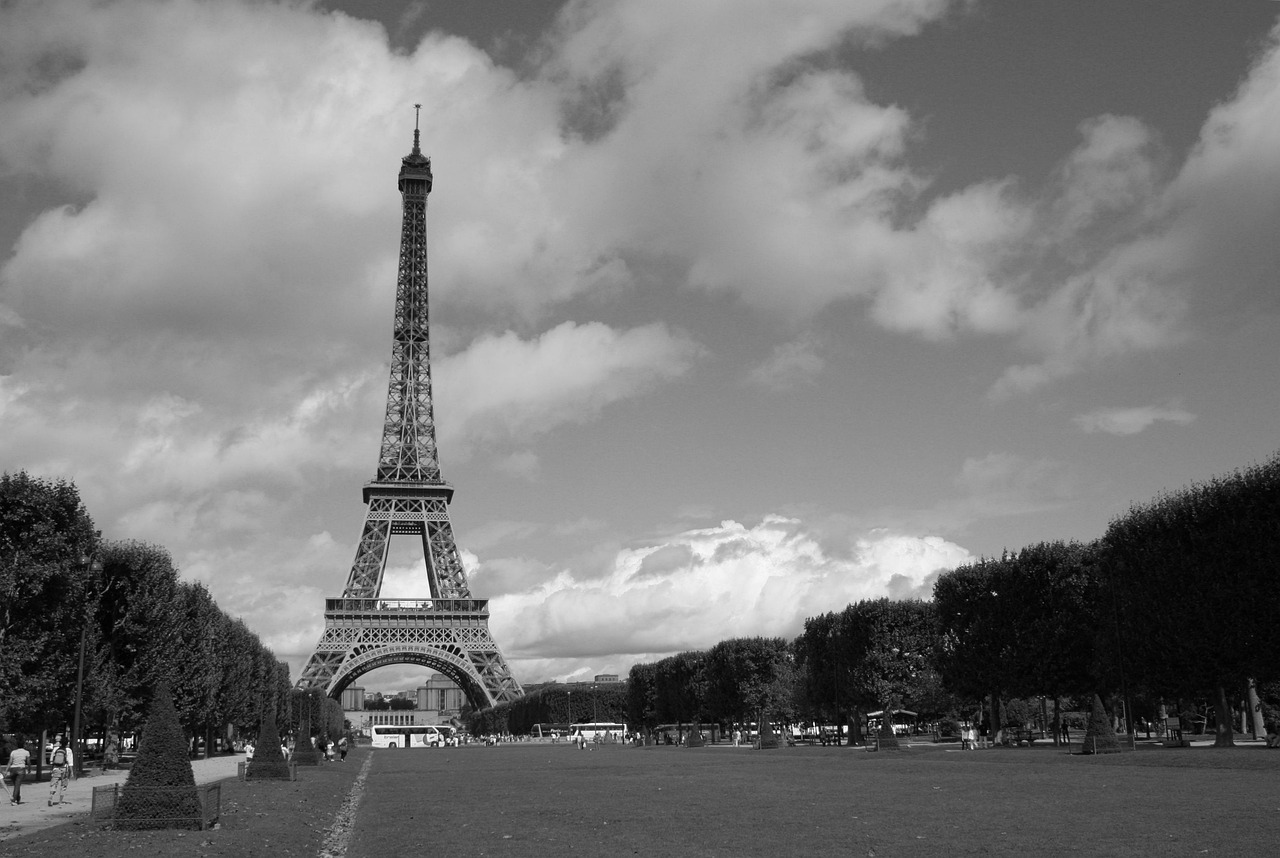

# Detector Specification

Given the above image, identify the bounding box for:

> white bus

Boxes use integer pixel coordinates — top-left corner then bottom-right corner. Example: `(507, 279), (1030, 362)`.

(370, 724), (454, 748)
(567, 722), (627, 742)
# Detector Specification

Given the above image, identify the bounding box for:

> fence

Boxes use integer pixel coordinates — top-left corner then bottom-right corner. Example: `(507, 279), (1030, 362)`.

(238, 760), (298, 781)
(90, 782), (221, 830)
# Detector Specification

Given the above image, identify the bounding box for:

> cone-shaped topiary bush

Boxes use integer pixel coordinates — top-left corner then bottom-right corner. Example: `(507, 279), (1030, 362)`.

(245, 707), (292, 781)
(685, 725), (705, 747)
(292, 712), (321, 766)
(1081, 693), (1122, 755)
(757, 717), (780, 749)
(877, 717), (901, 751)
(114, 682), (203, 830)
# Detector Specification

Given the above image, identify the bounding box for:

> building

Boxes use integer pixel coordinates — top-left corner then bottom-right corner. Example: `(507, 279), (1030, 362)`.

(341, 673), (467, 736)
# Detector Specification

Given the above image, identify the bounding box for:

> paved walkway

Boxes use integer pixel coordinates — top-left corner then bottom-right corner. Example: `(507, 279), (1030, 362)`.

(0, 753), (245, 843)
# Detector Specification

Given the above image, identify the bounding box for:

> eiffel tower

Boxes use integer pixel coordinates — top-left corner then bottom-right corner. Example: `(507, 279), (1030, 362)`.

(296, 109), (522, 708)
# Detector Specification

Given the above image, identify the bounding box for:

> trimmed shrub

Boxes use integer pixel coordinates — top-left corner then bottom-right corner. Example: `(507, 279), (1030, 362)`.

(292, 712), (321, 766)
(245, 708), (291, 781)
(685, 726), (705, 747)
(114, 682), (202, 830)
(877, 719), (901, 751)
(1081, 694), (1121, 755)
(757, 720), (780, 750)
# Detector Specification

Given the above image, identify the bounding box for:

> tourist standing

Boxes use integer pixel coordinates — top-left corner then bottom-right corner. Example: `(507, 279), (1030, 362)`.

(47, 737), (72, 805)
(338, 736), (349, 761)
(7, 740), (31, 805)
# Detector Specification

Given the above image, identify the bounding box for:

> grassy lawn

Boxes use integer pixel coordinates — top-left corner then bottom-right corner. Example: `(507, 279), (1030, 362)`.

(5, 742), (1279, 856)
(350, 742), (1280, 857)
(1, 755), (364, 858)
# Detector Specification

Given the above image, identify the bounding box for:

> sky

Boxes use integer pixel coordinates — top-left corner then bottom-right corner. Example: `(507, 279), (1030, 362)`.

(2, 0), (1278, 694)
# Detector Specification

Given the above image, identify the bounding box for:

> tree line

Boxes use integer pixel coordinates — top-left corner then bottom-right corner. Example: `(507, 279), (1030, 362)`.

(465, 682), (629, 736)
(1, 471), (291, 758)
(474, 450), (1280, 747)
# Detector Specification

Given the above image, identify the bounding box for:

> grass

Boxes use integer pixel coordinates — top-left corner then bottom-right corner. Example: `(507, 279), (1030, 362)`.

(5, 742), (1279, 857)
(1, 754), (363, 858)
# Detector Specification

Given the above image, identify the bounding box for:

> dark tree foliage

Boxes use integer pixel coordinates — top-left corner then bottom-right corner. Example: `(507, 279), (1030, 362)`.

(115, 683), (202, 829)
(464, 682), (628, 736)
(1103, 452), (1280, 746)
(0, 471), (99, 734)
(626, 662), (659, 733)
(654, 651), (707, 727)
(704, 637), (795, 728)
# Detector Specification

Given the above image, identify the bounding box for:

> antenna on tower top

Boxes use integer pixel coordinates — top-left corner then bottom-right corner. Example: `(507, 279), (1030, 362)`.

(413, 103), (422, 153)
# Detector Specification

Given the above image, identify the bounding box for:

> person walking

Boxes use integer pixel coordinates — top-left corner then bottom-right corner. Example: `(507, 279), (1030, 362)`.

(7, 740), (31, 805)
(338, 736), (349, 762)
(48, 737), (72, 805)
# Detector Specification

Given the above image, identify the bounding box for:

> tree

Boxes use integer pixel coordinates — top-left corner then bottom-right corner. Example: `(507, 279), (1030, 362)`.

(0, 472), (99, 735)
(705, 638), (795, 745)
(654, 651), (707, 732)
(841, 599), (939, 750)
(1103, 453), (1280, 747)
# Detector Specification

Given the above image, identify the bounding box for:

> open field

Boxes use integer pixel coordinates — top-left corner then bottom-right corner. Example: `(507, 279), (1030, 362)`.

(5, 742), (1279, 857)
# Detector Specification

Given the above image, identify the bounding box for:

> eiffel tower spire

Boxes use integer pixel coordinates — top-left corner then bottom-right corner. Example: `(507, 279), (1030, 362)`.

(296, 111), (522, 707)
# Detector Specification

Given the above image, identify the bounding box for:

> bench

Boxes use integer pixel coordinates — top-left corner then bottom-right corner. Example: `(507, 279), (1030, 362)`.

(1163, 719), (1189, 748)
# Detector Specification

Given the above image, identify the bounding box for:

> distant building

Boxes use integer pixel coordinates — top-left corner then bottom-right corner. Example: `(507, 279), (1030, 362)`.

(594, 674), (621, 683)
(343, 673), (466, 736)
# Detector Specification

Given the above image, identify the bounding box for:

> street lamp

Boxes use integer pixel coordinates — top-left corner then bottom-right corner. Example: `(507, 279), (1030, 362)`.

(567, 690), (572, 723)
(72, 547), (103, 778)
(592, 685), (599, 722)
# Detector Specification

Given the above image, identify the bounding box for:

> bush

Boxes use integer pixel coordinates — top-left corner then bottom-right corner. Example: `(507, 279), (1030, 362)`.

(292, 712), (321, 767)
(245, 708), (292, 781)
(1081, 694), (1121, 755)
(114, 683), (203, 830)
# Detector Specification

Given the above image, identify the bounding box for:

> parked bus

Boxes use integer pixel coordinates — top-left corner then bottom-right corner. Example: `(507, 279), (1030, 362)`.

(567, 722), (627, 742)
(529, 723), (573, 739)
(370, 724), (454, 748)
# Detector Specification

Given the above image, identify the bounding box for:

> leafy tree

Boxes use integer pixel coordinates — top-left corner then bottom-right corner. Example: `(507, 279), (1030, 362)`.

(1103, 453), (1280, 747)
(626, 662), (659, 737)
(654, 651), (707, 730)
(839, 599), (938, 750)
(705, 637), (795, 736)
(0, 472), (99, 735)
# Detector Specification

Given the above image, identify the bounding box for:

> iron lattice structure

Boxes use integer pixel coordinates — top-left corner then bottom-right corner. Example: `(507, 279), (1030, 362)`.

(296, 118), (523, 708)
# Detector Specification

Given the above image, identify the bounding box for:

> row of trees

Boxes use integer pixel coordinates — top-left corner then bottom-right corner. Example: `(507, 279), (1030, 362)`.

(617, 453), (1280, 748)
(465, 682), (628, 736)
(1, 472), (290, 756)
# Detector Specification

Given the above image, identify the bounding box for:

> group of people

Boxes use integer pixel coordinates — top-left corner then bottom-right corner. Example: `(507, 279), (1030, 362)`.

(244, 735), (350, 762)
(5, 734), (74, 806)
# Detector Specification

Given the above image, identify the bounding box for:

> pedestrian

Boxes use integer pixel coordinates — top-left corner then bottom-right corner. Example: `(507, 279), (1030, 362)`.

(48, 737), (72, 805)
(7, 740), (31, 805)
(1060, 719), (1070, 746)
(338, 736), (349, 762)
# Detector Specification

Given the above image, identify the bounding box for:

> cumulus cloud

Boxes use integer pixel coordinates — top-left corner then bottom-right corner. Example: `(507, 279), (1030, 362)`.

(1073, 402), (1197, 436)
(487, 515), (973, 661)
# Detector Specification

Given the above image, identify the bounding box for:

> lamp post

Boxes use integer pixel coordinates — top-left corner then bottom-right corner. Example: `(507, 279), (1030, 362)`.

(567, 690), (572, 724)
(592, 685), (599, 722)
(72, 548), (103, 778)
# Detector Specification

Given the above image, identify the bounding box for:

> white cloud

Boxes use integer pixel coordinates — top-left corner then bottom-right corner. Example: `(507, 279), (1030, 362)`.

(435, 321), (702, 453)
(746, 336), (825, 390)
(487, 515), (973, 661)
(1073, 403), (1197, 436)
